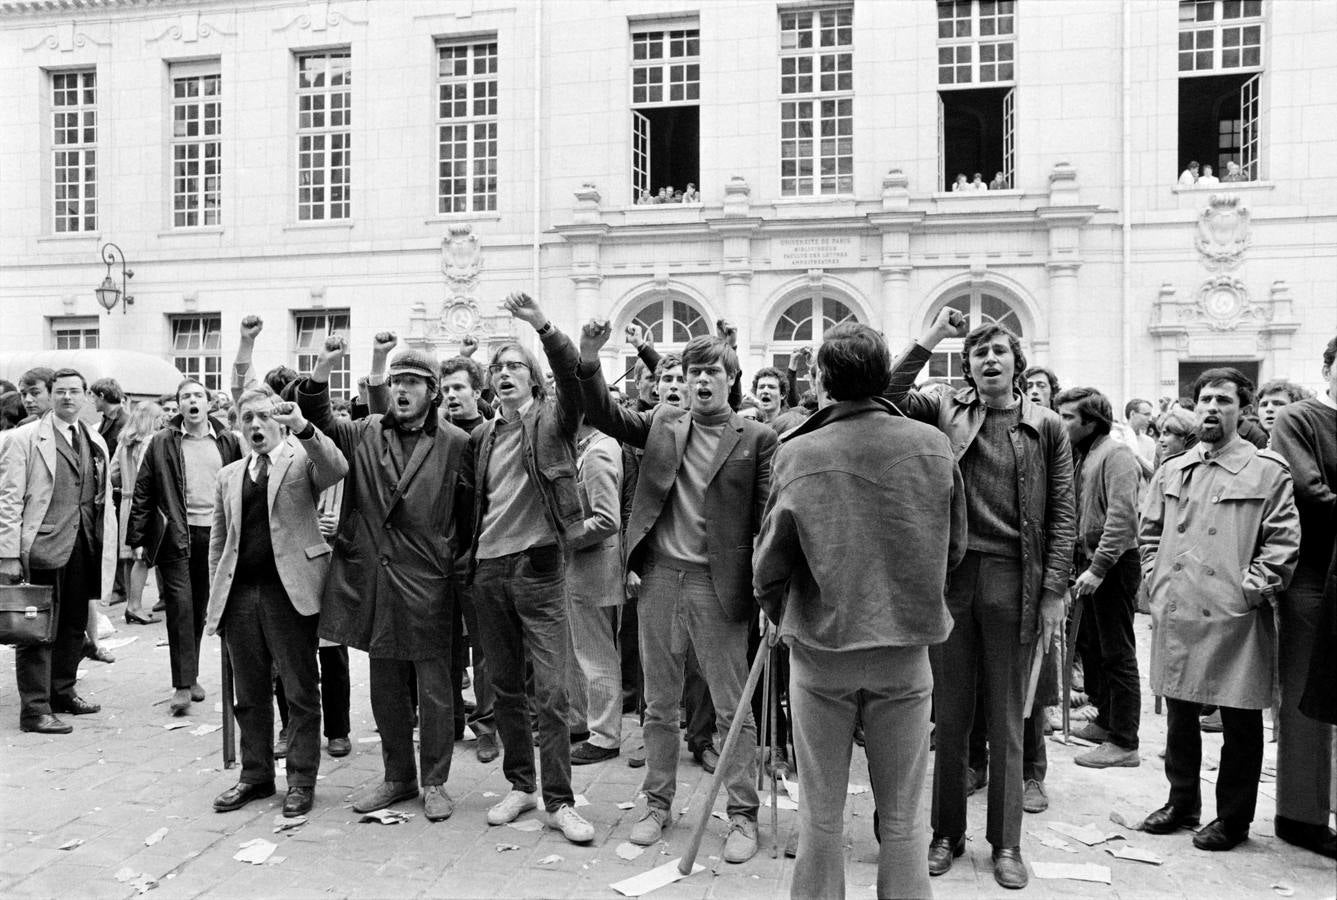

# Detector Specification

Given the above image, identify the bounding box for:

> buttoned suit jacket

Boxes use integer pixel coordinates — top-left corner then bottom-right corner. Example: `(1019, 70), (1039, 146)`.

(204, 427), (348, 636)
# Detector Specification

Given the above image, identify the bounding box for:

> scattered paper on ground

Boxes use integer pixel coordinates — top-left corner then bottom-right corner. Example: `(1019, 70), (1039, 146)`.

(1029, 830), (1078, 853)
(1031, 861), (1112, 884)
(711, 811), (728, 822)
(537, 854), (563, 865)
(273, 814), (307, 832)
(233, 839), (277, 865)
(144, 827), (168, 846)
(101, 636), (138, 650)
(59, 839), (84, 850)
(162, 722), (192, 731)
(357, 735), (381, 744)
(189, 723), (221, 736)
(496, 843), (520, 852)
(483, 791), (499, 798)
(846, 784), (870, 795)
(1107, 844), (1163, 865)
(574, 794), (590, 807)
(114, 869), (158, 895)
(616, 842), (645, 860)
(155, 639), (170, 647)
(1109, 809), (1145, 831)
(360, 809), (412, 825)
(1271, 882), (1295, 897)
(767, 791), (798, 811)
(617, 801), (636, 810)
(1047, 822), (1122, 846)
(506, 818), (543, 832)
(610, 858), (705, 897)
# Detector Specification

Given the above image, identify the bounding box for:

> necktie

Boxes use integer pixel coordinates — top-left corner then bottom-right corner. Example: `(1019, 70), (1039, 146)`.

(254, 453), (269, 484)
(68, 425), (81, 455)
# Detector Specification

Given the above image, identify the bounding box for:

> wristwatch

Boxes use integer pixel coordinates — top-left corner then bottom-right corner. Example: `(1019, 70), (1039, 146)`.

(537, 321), (554, 336)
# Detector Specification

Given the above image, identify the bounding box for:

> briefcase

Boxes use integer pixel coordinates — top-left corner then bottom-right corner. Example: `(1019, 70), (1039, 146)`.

(0, 582), (57, 646)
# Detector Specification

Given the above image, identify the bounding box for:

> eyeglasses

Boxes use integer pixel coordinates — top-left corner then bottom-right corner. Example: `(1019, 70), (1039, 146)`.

(488, 361), (531, 375)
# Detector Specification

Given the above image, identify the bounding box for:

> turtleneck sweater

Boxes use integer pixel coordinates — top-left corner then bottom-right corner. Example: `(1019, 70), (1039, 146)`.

(650, 407), (734, 568)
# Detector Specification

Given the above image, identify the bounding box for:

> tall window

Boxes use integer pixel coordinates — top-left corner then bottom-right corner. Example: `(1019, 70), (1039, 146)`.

(294, 310), (351, 400)
(296, 49), (351, 221)
(923, 291), (1025, 388)
(50, 316), (99, 350)
(937, 1), (1016, 191)
(770, 295), (861, 393)
(1177, 1), (1263, 181)
(437, 39), (498, 214)
(170, 62), (221, 227)
(779, 6), (853, 196)
(630, 24), (700, 203)
(621, 295), (710, 374)
(51, 70), (97, 233)
(171, 314), (222, 390)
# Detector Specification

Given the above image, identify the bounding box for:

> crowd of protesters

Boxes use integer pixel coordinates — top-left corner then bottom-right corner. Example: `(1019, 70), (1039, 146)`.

(1, 302), (1333, 896)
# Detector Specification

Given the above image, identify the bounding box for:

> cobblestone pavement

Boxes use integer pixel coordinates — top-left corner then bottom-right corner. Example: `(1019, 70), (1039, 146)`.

(2, 589), (1333, 899)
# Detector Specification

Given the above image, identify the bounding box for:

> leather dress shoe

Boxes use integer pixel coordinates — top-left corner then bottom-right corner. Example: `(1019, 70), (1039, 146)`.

(189, 683), (206, 702)
(327, 736), (351, 757)
(1275, 816), (1337, 859)
(1142, 803), (1201, 835)
(351, 780), (418, 814)
(1192, 818), (1248, 851)
(20, 714), (72, 735)
(282, 786), (314, 817)
(992, 846), (1029, 890)
(476, 732), (499, 763)
(52, 695), (101, 716)
(927, 834), (964, 876)
(214, 781), (276, 812)
(169, 688), (192, 716)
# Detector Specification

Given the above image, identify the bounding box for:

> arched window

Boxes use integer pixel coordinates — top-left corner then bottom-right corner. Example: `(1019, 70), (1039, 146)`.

(619, 294), (711, 379)
(769, 294), (862, 394)
(923, 288), (1026, 388)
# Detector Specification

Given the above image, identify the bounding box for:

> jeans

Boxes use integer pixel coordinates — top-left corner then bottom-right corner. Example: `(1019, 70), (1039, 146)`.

(790, 643), (933, 900)
(639, 560), (758, 819)
(223, 581), (320, 787)
(1076, 549), (1142, 750)
(931, 551), (1032, 848)
(1165, 698), (1263, 828)
(473, 546), (575, 812)
(158, 526), (211, 689)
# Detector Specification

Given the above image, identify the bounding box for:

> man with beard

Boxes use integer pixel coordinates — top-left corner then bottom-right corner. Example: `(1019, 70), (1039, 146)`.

(206, 390), (347, 816)
(129, 378), (243, 715)
(574, 318), (776, 863)
(1139, 368), (1299, 851)
(0, 369), (116, 733)
(297, 333), (470, 823)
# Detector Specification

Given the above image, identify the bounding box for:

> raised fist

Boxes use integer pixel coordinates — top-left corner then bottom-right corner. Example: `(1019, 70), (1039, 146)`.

(502, 292), (547, 330)
(580, 319), (612, 359)
(624, 324), (645, 348)
(460, 335), (479, 358)
(272, 400), (306, 432)
(239, 315), (263, 340)
(372, 331), (398, 355)
(935, 308), (968, 339)
(319, 335), (348, 365)
(716, 318), (739, 348)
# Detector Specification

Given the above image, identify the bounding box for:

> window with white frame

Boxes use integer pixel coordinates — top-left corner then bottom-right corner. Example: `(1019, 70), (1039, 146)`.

(922, 291), (1026, 388)
(937, 1), (1015, 191)
(1177, 0), (1262, 182)
(620, 295), (710, 376)
(296, 49), (351, 221)
(769, 295), (862, 393)
(293, 310), (351, 400)
(51, 70), (97, 233)
(630, 23), (700, 203)
(50, 316), (100, 350)
(170, 62), (221, 227)
(779, 6), (853, 196)
(437, 38), (498, 214)
(170, 314), (222, 390)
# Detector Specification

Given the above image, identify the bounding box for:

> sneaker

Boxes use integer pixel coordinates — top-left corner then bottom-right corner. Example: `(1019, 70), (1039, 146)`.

(1022, 778), (1048, 814)
(1070, 704), (1099, 722)
(1075, 742), (1140, 769)
(571, 741), (620, 765)
(351, 780), (419, 813)
(630, 806), (670, 845)
(1045, 706), (1064, 732)
(486, 789), (537, 825)
(423, 785), (455, 822)
(549, 804), (595, 843)
(1071, 722), (1110, 744)
(1200, 710), (1223, 733)
(723, 814), (759, 863)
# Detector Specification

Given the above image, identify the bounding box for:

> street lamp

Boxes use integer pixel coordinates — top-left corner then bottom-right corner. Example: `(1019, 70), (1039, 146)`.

(94, 242), (134, 314)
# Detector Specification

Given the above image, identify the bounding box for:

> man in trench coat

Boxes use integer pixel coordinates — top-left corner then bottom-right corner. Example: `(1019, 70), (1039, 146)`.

(297, 333), (471, 823)
(1138, 367), (1300, 851)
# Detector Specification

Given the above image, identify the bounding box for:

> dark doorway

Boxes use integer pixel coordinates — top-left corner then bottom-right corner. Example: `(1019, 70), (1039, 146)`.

(941, 87), (1009, 191)
(1177, 360), (1260, 405)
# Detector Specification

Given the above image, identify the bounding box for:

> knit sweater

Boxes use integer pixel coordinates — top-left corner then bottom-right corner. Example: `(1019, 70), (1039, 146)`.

(1269, 397), (1337, 572)
(961, 404), (1021, 557)
(650, 407), (732, 567)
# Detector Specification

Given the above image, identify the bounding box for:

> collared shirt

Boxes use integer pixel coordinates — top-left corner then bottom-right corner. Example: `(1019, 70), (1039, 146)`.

(497, 396), (536, 424)
(55, 418), (80, 447)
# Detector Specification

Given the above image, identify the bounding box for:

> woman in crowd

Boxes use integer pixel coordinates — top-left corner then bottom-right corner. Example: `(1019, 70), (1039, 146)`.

(111, 400), (164, 625)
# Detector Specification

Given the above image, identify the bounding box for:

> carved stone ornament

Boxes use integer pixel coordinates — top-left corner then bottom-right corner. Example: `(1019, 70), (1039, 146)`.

(1195, 194), (1251, 270)
(1190, 276), (1268, 331)
(437, 297), (482, 341)
(441, 224), (482, 289)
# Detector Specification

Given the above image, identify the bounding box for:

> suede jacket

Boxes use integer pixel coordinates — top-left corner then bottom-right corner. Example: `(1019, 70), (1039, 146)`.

(887, 342), (1076, 643)
(1072, 433), (1142, 578)
(753, 397), (967, 651)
